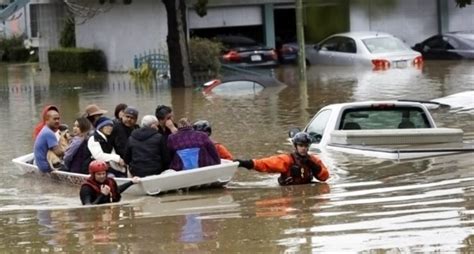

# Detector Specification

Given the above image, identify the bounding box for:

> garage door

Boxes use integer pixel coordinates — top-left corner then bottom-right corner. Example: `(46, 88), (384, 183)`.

(188, 6), (262, 29)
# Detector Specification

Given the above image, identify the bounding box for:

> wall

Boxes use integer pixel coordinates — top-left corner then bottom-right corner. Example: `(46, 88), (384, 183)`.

(350, 0), (474, 47)
(349, 0), (438, 46)
(447, 0), (474, 32)
(75, 0), (168, 72)
(36, 2), (65, 64)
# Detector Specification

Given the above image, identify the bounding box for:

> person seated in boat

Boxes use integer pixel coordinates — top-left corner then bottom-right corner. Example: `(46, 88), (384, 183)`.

(113, 103), (128, 125)
(84, 104), (108, 128)
(125, 115), (170, 177)
(47, 123), (71, 171)
(167, 118), (220, 171)
(111, 106), (139, 159)
(193, 120), (234, 160)
(234, 132), (329, 186)
(80, 160), (140, 205)
(155, 105), (178, 138)
(33, 108), (64, 173)
(63, 117), (92, 173)
(87, 117), (127, 177)
(33, 105), (59, 141)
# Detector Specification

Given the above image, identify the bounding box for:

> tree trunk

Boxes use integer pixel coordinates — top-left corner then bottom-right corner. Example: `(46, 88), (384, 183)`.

(162, 0), (192, 87)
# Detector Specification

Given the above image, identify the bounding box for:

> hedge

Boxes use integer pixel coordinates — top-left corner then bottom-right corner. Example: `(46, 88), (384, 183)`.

(189, 37), (222, 74)
(48, 48), (107, 72)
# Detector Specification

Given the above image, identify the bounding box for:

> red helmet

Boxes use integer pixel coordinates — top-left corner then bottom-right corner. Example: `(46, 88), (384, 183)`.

(89, 160), (108, 174)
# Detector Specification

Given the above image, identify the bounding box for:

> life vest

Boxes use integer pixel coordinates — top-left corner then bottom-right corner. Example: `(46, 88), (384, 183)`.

(278, 153), (314, 186)
(82, 177), (119, 203)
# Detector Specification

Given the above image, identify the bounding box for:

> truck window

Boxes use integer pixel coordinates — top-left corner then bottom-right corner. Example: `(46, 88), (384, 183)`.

(306, 109), (331, 143)
(338, 106), (431, 130)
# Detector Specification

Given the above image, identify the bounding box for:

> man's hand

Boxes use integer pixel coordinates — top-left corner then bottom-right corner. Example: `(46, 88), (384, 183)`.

(131, 176), (140, 184)
(165, 119), (178, 133)
(234, 159), (254, 170)
(278, 176), (294, 185)
(118, 158), (125, 166)
(100, 185), (111, 196)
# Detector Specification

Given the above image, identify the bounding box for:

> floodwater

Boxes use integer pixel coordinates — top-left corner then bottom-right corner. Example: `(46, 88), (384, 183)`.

(0, 61), (473, 252)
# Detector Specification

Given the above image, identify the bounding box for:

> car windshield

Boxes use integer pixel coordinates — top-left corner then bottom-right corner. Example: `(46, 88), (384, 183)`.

(362, 37), (409, 54)
(339, 106), (431, 130)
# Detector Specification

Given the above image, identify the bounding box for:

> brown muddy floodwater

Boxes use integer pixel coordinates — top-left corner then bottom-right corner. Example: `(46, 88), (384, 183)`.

(0, 61), (473, 253)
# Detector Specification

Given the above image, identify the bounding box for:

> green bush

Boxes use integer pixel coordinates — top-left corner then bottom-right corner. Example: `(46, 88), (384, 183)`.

(0, 36), (25, 61)
(48, 48), (107, 72)
(189, 37), (222, 75)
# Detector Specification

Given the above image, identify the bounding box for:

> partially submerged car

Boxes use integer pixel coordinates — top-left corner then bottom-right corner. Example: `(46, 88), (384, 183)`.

(290, 100), (473, 160)
(305, 32), (423, 70)
(412, 31), (474, 60)
(216, 35), (278, 67)
(201, 74), (285, 97)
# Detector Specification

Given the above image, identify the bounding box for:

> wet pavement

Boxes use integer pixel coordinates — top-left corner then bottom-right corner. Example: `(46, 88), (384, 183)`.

(0, 61), (473, 252)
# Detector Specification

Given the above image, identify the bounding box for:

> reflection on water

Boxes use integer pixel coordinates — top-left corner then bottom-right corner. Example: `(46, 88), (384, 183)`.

(0, 61), (473, 252)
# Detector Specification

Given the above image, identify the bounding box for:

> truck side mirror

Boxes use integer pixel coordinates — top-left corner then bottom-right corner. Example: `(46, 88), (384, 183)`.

(288, 127), (301, 138)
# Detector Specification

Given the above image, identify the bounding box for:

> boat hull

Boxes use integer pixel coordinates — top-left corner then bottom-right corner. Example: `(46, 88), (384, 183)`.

(11, 153), (238, 195)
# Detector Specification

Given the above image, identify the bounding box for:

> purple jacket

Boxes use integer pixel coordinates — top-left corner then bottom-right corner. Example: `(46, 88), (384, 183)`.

(167, 127), (220, 171)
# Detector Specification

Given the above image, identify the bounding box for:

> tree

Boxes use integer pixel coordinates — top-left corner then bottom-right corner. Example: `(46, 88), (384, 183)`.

(162, 0), (192, 87)
(455, 0), (472, 7)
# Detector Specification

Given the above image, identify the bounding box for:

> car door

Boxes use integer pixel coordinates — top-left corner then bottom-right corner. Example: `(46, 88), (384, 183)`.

(309, 37), (341, 65)
(304, 109), (332, 151)
(331, 37), (357, 65)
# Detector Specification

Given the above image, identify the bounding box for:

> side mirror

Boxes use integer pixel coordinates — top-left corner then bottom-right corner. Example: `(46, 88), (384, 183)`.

(288, 127), (301, 138)
(313, 44), (320, 51)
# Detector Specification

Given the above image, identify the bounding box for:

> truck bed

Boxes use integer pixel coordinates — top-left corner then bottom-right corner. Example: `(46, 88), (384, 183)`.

(330, 128), (463, 145)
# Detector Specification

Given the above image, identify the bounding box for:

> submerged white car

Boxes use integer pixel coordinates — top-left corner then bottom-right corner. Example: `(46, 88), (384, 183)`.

(305, 32), (423, 69)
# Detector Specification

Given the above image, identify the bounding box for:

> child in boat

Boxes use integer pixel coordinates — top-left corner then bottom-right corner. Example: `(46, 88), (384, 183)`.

(192, 120), (234, 160)
(80, 160), (140, 205)
(234, 132), (329, 186)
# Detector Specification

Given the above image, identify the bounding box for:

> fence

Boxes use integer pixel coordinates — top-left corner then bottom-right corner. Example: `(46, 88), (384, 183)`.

(133, 49), (169, 76)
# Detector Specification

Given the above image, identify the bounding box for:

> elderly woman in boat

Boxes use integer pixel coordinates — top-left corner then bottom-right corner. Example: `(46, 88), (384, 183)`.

(87, 116), (127, 177)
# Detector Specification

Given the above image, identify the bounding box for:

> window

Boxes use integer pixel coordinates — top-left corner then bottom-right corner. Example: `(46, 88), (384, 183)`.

(29, 4), (39, 38)
(306, 109), (332, 143)
(424, 36), (454, 50)
(338, 106), (431, 130)
(363, 36), (409, 53)
(319, 37), (356, 53)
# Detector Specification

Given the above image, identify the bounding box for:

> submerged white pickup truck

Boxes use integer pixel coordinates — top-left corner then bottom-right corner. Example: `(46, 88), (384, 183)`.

(291, 101), (474, 160)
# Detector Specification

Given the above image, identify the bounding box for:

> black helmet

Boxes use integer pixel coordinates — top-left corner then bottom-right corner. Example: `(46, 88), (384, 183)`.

(193, 120), (212, 135)
(291, 132), (312, 146)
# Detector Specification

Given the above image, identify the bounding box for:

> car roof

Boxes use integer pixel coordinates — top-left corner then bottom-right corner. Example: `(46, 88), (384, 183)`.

(320, 101), (426, 111)
(328, 31), (395, 40)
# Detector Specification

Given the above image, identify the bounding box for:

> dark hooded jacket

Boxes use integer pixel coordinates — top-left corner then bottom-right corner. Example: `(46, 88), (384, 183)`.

(125, 127), (170, 177)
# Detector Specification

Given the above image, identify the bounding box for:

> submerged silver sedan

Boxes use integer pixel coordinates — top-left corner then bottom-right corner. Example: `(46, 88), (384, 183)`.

(305, 32), (423, 70)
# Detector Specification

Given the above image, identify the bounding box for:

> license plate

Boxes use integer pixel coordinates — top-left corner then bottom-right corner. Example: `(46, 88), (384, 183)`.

(394, 60), (407, 68)
(251, 54), (262, 61)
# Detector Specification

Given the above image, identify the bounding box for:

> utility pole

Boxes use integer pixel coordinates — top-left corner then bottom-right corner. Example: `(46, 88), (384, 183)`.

(296, 0), (307, 86)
